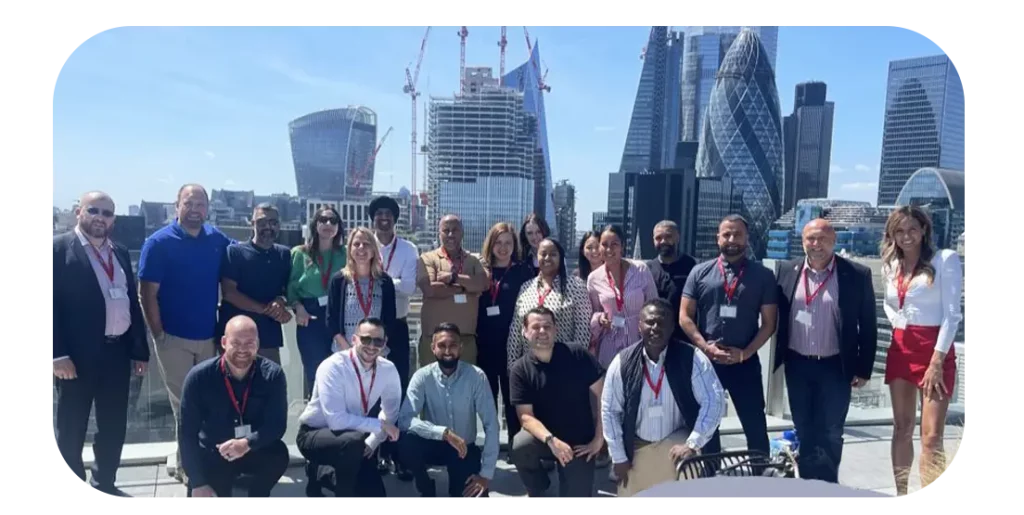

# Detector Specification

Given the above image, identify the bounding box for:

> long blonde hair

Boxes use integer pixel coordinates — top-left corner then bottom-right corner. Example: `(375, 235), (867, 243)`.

(342, 227), (384, 279)
(881, 206), (936, 285)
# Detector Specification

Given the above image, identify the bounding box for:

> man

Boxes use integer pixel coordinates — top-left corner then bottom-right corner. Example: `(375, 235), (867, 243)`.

(509, 307), (605, 497)
(679, 215), (777, 454)
(646, 220), (698, 341)
(138, 183), (232, 474)
(602, 299), (726, 496)
(179, 316), (289, 497)
(397, 323), (499, 497)
(369, 195), (419, 478)
(774, 219), (877, 483)
(219, 203), (293, 365)
(416, 215), (489, 367)
(53, 191), (149, 496)
(296, 318), (402, 497)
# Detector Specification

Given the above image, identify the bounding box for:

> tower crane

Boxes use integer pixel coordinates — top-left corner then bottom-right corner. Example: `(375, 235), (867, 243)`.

(458, 26), (469, 94)
(351, 126), (393, 195)
(403, 27), (430, 227)
(498, 26), (507, 86)
(523, 27), (551, 92)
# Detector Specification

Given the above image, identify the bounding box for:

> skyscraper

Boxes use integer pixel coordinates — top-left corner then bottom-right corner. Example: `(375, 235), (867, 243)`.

(552, 179), (577, 246)
(782, 81), (835, 212)
(876, 55), (964, 206)
(504, 43), (556, 225)
(619, 27), (684, 173)
(288, 106), (378, 201)
(696, 29), (785, 258)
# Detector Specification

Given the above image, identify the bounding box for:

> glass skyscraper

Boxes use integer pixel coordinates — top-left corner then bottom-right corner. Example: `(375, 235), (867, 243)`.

(782, 81), (835, 212)
(504, 43), (556, 225)
(619, 27), (684, 173)
(696, 29), (785, 258)
(876, 55), (964, 206)
(288, 106), (378, 201)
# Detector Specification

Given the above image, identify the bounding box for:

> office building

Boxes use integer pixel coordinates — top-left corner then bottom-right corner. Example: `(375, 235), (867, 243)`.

(553, 179), (577, 246)
(619, 27), (684, 173)
(504, 44), (556, 224)
(592, 211), (608, 233)
(289, 106), (378, 202)
(767, 199), (891, 260)
(782, 81), (835, 212)
(894, 167), (965, 249)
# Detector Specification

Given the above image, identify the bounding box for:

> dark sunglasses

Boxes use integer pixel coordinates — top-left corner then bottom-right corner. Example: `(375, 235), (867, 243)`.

(357, 335), (387, 348)
(318, 217), (339, 225)
(86, 207), (114, 218)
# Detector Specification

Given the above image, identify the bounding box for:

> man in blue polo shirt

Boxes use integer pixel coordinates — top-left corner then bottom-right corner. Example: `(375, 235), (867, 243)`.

(139, 183), (233, 478)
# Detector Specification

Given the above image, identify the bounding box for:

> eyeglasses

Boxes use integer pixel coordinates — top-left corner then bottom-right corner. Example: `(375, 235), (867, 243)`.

(86, 207), (114, 218)
(318, 217), (339, 225)
(357, 335), (387, 348)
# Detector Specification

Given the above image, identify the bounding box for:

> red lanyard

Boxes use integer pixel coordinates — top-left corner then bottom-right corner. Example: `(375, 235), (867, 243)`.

(717, 257), (745, 303)
(220, 356), (254, 423)
(317, 251), (334, 290)
(442, 248), (464, 276)
(605, 265), (626, 313)
(383, 241), (398, 273)
(802, 259), (835, 306)
(489, 272), (504, 304)
(643, 360), (666, 400)
(354, 278), (375, 318)
(89, 244), (115, 282)
(896, 265), (912, 310)
(350, 350), (376, 415)
(537, 282), (553, 307)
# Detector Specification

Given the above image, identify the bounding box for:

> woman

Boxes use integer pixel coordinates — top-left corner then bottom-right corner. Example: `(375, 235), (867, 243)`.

(587, 224), (658, 368)
(576, 231), (603, 279)
(507, 237), (592, 369)
(519, 213), (551, 274)
(288, 206), (346, 399)
(326, 227), (397, 354)
(882, 206), (962, 495)
(477, 223), (533, 447)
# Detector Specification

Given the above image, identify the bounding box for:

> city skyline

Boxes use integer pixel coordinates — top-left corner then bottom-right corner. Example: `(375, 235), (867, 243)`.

(54, 26), (946, 230)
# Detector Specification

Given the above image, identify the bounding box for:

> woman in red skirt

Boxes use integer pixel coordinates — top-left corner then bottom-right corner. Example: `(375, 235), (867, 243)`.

(882, 206), (962, 495)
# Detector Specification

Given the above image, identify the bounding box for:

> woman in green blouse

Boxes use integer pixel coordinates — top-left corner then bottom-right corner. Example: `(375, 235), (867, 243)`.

(288, 206), (346, 399)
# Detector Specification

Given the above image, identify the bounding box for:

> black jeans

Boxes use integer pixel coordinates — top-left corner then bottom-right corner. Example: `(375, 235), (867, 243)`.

(510, 430), (595, 497)
(187, 440), (289, 497)
(712, 354), (770, 454)
(785, 352), (852, 483)
(478, 346), (518, 447)
(296, 426), (386, 497)
(397, 432), (486, 496)
(295, 298), (333, 400)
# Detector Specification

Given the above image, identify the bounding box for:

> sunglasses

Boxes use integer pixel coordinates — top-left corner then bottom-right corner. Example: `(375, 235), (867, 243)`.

(357, 335), (387, 348)
(86, 207), (114, 218)
(318, 217), (339, 225)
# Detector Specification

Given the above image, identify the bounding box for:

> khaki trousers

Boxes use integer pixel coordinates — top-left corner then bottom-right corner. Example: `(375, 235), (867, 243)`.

(617, 428), (691, 497)
(153, 334), (217, 443)
(418, 334), (477, 368)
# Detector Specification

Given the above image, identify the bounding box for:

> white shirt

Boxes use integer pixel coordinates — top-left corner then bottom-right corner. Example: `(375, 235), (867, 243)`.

(883, 249), (963, 354)
(377, 234), (419, 318)
(299, 349), (402, 450)
(601, 346), (726, 464)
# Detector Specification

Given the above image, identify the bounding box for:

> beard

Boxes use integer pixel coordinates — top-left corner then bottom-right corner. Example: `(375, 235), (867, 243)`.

(720, 243), (746, 257)
(85, 222), (109, 239)
(436, 356), (459, 369)
(656, 243), (676, 257)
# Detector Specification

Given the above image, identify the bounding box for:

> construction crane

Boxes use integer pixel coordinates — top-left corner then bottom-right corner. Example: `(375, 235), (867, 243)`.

(404, 27), (430, 228)
(498, 26), (507, 86)
(639, 26), (656, 60)
(457, 26), (469, 95)
(351, 126), (393, 194)
(523, 27), (551, 92)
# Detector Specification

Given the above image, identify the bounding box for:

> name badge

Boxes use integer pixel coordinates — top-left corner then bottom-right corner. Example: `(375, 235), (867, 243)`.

(318, 295), (329, 307)
(795, 310), (813, 326)
(487, 306), (500, 317)
(892, 313), (908, 330)
(454, 294), (468, 304)
(234, 424), (252, 438)
(719, 305), (738, 319)
(646, 405), (664, 418)
(612, 316), (626, 328)
(109, 287), (129, 300)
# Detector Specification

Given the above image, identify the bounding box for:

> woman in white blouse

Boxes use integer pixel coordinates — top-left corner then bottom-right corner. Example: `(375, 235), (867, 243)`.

(881, 206), (962, 495)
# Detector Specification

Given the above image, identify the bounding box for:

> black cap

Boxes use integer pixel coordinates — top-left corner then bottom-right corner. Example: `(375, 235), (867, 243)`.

(368, 196), (400, 220)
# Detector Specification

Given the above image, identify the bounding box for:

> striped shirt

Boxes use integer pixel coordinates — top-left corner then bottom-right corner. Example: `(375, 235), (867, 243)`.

(789, 258), (840, 357)
(587, 260), (660, 367)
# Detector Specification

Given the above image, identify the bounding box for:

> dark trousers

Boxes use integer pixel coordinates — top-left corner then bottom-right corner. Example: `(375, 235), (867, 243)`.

(785, 352), (852, 483)
(397, 432), (485, 496)
(380, 318), (411, 467)
(296, 426), (386, 497)
(296, 298), (334, 400)
(713, 354), (770, 454)
(478, 346), (518, 448)
(54, 343), (131, 490)
(187, 440), (289, 497)
(510, 430), (595, 497)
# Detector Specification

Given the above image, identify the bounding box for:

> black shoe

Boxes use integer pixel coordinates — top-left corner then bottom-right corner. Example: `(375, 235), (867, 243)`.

(94, 484), (129, 497)
(377, 457), (393, 476)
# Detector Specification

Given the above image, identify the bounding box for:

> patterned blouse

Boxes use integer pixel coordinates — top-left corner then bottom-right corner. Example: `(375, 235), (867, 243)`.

(587, 259), (659, 367)
(506, 274), (593, 370)
(339, 276), (384, 351)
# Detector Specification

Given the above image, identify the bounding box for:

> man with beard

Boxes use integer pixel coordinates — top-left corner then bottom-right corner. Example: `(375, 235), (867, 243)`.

(679, 215), (777, 455)
(139, 183), (232, 477)
(179, 316), (289, 497)
(601, 299), (725, 496)
(296, 318), (402, 497)
(646, 221), (697, 341)
(416, 215), (489, 367)
(53, 191), (149, 496)
(219, 203), (293, 365)
(396, 323), (499, 497)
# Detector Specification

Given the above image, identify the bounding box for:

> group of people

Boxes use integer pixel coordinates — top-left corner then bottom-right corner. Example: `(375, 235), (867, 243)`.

(53, 182), (962, 498)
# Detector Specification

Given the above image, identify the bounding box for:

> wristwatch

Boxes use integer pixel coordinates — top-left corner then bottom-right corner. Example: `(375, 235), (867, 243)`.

(544, 434), (554, 446)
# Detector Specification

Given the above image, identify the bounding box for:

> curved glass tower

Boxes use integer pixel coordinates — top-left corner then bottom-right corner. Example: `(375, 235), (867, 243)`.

(696, 29), (784, 258)
(289, 106), (377, 201)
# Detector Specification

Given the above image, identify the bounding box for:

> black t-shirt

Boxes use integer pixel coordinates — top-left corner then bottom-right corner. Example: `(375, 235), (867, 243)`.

(509, 341), (605, 445)
(219, 241), (292, 348)
(648, 254), (698, 341)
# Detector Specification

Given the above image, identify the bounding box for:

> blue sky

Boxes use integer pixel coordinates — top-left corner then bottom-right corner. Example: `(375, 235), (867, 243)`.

(53, 26), (945, 230)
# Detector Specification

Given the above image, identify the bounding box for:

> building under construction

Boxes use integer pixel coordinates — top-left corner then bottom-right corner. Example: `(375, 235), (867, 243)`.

(427, 67), (541, 252)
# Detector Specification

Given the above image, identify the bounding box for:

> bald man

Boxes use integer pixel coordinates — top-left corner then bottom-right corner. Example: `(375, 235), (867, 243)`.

(53, 191), (149, 496)
(773, 219), (877, 483)
(415, 215), (489, 367)
(179, 315), (289, 497)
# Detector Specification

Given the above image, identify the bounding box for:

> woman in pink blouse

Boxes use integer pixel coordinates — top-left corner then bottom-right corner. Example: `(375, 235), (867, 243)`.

(587, 225), (658, 367)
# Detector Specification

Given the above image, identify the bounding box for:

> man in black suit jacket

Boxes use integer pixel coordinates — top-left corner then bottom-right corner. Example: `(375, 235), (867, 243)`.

(774, 219), (877, 483)
(53, 191), (149, 496)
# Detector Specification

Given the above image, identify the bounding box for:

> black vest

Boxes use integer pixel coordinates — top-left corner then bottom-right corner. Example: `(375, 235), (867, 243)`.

(620, 340), (700, 462)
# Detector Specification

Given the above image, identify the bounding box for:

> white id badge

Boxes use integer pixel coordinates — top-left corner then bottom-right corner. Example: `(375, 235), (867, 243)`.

(795, 310), (813, 326)
(892, 313), (908, 330)
(454, 294), (468, 304)
(647, 404), (664, 418)
(612, 316), (626, 328)
(109, 287), (129, 300)
(234, 424), (252, 438)
(317, 295), (329, 307)
(719, 305), (738, 318)
(487, 306), (500, 317)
